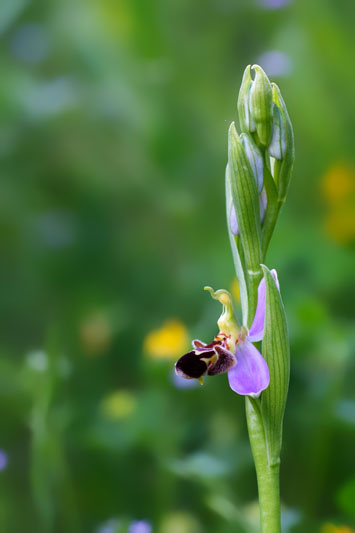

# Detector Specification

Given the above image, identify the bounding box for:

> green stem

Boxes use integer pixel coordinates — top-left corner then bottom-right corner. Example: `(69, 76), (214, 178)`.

(245, 397), (281, 533)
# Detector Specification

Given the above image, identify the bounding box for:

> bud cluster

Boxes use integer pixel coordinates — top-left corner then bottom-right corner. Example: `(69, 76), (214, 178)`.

(237, 64), (294, 202)
(226, 64), (294, 324)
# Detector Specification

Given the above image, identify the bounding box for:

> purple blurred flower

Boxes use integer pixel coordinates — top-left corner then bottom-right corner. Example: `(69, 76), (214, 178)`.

(175, 271), (280, 397)
(259, 0), (292, 9)
(97, 518), (120, 533)
(10, 23), (49, 64)
(0, 450), (8, 471)
(129, 520), (152, 533)
(34, 210), (78, 249)
(257, 51), (293, 77)
(98, 526), (115, 533)
(171, 370), (199, 389)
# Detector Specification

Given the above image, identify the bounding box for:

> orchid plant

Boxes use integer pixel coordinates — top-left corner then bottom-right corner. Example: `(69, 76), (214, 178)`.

(174, 65), (294, 532)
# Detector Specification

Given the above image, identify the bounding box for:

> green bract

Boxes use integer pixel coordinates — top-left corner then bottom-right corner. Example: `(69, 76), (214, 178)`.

(225, 164), (249, 321)
(228, 122), (262, 324)
(261, 265), (290, 464)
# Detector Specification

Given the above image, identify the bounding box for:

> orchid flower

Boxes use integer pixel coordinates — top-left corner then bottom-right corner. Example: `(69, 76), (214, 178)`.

(175, 269), (279, 398)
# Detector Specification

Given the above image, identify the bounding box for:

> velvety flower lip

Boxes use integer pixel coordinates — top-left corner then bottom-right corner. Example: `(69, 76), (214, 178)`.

(175, 350), (215, 379)
(174, 269), (280, 398)
(175, 336), (236, 380)
(210, 345), (236, 376)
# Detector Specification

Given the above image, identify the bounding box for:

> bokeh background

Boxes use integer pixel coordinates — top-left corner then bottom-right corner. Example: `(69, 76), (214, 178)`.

(0, 0), (355, 532)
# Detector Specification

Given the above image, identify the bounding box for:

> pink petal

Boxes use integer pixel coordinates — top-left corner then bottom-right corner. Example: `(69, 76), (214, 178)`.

(230, 205), (239, 236)
(248, 268), (279, 342)
(259, 189), (267, 224)
(228, 340), (270, 397)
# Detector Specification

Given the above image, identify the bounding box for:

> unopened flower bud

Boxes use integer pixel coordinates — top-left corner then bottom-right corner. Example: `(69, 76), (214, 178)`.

(268, 105), (285, 160)
(270, 83), (295, 200)
(259, 189), (267, 223)
(240, 133), (264, 193)
(237, 65), (256, 134)
(249, 65), (273, 147)
(230, 202), (239, 236)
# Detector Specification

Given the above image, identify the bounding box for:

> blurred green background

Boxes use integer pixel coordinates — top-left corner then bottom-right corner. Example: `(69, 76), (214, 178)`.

(0, 0), (355, 532)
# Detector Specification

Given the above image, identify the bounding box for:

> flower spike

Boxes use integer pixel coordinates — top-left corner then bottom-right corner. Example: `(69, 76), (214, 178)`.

(171, 64), (293, 532)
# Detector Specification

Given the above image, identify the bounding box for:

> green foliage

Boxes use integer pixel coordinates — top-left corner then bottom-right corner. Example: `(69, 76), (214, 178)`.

(0, 0), (354, 532)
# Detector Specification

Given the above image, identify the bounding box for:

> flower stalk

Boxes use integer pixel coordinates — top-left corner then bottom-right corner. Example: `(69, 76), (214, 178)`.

(235, 65), (293, 532)
(173, 64), (294, 532)
(246, 396), (281, 533)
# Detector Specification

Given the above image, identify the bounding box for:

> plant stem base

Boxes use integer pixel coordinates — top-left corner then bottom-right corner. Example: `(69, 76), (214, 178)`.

(246, 397), (281, 533)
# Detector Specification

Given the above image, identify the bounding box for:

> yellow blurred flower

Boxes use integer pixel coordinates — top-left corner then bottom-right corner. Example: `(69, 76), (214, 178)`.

(144, 319), (188, 360)
(324, 206), (355, 244)
(230, 278), (241, 304)
(80, 311), (112, 356)
(321, 523), (354, 533)
(321, 163), (355, 244)
(98, 0), (133, 42)
(321, 163), (354, 204)
(101, 390), (136, 420)
(159, 511), (201, 533)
